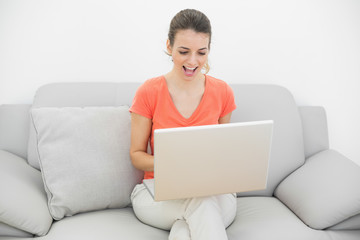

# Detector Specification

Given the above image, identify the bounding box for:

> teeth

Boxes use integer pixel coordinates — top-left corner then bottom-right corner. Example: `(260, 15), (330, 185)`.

(185, 66), (197, 70)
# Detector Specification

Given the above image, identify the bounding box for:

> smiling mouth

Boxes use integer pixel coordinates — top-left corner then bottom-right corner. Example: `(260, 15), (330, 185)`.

(183, 66), (198, 76)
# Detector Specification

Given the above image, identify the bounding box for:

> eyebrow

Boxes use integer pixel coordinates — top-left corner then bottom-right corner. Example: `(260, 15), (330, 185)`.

(178, 46), (208, 51)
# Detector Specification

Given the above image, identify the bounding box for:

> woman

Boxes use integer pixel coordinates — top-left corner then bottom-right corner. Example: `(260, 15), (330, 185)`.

(129, 9), (237, 240)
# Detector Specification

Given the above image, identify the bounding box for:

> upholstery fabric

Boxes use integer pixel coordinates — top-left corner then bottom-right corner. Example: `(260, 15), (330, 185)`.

(0, 104), (31, 159)
(0, 222), (32, 238)
(298, 106), (329, 158)
(326, 230), (360, 240)
(227, 197), (360, 240)
(226, 197), (325, 240)
(0, 150), (52, 236)
(31, 106), (142, 220)
(34, 208), (168, 240)
(328, 213), (360, 230)
(275, 149), (360, 229)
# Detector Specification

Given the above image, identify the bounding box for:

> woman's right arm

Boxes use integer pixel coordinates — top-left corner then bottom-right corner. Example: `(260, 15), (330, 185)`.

(129, 112), (154, 172)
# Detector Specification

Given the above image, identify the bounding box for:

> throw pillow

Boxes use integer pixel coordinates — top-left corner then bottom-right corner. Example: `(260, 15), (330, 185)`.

(31, 106), (142, 220)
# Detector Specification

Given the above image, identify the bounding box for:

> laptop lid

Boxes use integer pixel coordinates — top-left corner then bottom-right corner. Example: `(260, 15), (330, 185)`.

(152, 120), (273, 201)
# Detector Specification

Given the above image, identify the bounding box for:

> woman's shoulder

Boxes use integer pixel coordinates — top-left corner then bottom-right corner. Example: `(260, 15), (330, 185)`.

(137, 75), (165, 93)
(143, 75), (164, 86)
(206, 75), (231, 91)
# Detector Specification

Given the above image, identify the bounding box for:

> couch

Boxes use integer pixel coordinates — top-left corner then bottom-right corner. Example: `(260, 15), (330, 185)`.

(1, 82), (360, 240)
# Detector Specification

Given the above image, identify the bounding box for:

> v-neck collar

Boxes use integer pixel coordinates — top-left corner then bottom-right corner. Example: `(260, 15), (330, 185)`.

(162, 75), (208, 121)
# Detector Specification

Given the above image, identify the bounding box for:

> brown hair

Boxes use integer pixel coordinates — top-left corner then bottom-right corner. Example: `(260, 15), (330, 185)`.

(168, 9), (212, 73)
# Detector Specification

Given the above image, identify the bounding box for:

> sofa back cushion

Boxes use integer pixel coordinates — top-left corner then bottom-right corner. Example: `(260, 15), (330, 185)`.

(0, 104), (31, 159)
(28, 82), (304, 197)
(230, 85), (305, 196)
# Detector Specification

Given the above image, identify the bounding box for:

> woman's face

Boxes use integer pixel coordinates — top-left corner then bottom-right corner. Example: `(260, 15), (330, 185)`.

(167, 29), (210, 81)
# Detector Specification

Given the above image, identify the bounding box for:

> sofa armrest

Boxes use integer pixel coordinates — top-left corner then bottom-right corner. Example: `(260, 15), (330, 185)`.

(0, 150), (52, 236)
(0, 104), (31, 159)
(274, 149), (360, 230)
(298, 106), (329, 158)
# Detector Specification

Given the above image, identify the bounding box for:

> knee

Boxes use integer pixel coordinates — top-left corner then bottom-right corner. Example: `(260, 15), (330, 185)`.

(169, 220), (191, 240)
(184, 194), (237, 227)
(184, 196), (221, 216)
(131, 185), (174, 231)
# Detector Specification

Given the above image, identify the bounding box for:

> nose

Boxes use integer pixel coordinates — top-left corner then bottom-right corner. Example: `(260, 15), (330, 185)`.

(187, 53), (197, 66)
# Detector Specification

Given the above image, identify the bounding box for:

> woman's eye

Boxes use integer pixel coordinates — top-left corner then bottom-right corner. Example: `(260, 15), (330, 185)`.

(179, 51), (188, 55)
(198, 52), (206, 56)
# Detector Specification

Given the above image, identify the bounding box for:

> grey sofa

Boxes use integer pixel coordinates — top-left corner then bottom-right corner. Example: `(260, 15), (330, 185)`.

(1, 82), (360, 240)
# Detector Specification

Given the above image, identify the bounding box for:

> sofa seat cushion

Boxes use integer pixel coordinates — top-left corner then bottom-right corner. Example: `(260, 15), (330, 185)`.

(40, 208), (168, 240)
(226, 197), (326, 240)
(0, 222), (33, 238)
(328, 213), (360, 230)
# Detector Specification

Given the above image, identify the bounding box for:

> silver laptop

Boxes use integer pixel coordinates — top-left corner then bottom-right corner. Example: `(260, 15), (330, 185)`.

(143, 120), (273, 201)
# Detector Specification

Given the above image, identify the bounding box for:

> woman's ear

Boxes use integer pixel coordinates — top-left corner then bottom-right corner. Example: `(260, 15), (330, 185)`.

(166, 39), (172, 55)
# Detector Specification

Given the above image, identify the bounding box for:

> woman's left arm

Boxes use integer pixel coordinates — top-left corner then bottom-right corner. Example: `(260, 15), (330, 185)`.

(218, 112), (232, 124)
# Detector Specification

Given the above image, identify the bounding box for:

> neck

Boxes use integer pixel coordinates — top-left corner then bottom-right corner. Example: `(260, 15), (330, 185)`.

(165, 70), (205, 92)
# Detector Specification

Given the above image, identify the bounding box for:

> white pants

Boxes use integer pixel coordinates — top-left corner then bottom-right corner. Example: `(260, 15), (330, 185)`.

(131, 184), (237, 240)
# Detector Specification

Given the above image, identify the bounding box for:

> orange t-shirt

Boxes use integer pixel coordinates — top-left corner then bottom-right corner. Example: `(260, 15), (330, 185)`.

(129, 75), (237, 179)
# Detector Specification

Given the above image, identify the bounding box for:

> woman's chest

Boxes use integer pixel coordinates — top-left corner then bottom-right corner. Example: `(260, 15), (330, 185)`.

(170, 93), (204, 119)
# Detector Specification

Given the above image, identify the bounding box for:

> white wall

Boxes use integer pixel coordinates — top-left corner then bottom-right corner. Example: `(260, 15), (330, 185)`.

(1, 0), (359, 165)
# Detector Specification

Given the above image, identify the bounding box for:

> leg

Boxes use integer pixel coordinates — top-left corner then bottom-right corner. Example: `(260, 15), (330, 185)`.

(168, 219), (191, 240)
(131, 184), (236, 240)
(184, 194), (237, 240)
(217, 193), (238, 228)
(131, 183), (187, 230)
